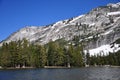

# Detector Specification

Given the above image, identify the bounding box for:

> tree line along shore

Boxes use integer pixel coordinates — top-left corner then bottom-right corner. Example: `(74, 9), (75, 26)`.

(0, 38), (120, 69)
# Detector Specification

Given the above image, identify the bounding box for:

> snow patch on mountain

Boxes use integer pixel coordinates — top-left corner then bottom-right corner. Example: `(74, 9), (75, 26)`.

(55, 29), (60, 32)
(70, 15), (85, 23)
(102, 30), (113, 35)
(107, 3), (120, 8)
(85, 44), (120, 56)
(89, 23), (95, 26)
(107, 11), (120, 16)
(114, 17), (120, 22)
(117, 2), (120, 5)
(53, 21), (65, 27)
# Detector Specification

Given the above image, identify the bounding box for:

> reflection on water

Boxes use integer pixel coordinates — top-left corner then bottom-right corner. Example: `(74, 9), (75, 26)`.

(0, 67), (120, 80)
(87, 67), (120, 80)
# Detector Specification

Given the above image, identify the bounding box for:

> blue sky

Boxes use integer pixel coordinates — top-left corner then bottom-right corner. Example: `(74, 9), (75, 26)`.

(0, 0), (119, 41)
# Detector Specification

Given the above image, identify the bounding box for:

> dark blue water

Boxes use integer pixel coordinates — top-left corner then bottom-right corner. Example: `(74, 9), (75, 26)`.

(0, 67), (120, 80)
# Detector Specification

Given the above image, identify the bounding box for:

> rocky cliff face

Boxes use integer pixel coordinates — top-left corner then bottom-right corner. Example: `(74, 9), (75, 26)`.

(1, 2), (120, 55)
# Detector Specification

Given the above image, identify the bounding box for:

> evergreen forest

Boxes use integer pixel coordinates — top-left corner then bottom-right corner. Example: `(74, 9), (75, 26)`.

(0, 38), (120, 68)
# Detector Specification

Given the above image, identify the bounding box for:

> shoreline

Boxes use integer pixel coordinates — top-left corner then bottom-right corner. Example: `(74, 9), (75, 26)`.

(0, 65), (120, 70)
(110, 66), (120, 68)
(44, 66), (70, 68)
(0, 66), (70, 70)
(0, 67), (35, 70)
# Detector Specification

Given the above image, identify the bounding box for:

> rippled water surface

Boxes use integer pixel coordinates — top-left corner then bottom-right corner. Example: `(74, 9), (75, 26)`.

(0, 67), (120, 80)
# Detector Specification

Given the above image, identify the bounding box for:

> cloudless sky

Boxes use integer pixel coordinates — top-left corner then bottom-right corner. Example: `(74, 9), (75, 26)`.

(0, 0), (119, 41)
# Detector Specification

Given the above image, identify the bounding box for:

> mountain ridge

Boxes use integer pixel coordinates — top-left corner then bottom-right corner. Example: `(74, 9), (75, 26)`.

(1, 2), (120, 55)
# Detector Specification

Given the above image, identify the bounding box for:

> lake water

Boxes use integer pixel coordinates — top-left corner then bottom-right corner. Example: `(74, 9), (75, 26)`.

(0, 67), (120, 80)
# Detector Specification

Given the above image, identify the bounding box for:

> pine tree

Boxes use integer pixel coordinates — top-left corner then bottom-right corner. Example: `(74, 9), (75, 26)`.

(36, 45), (47, 67)
(74, 45), (83, 67)
(67, 44), (75, 67)
(22, 38), (29, 67)
(1, 43), (11, 67)
(86, 52), (90, 65)
(9, 41), (19, 67)
(54, 43), (64, 66)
